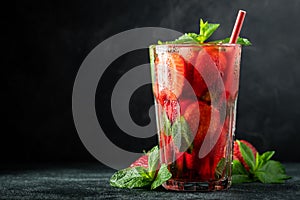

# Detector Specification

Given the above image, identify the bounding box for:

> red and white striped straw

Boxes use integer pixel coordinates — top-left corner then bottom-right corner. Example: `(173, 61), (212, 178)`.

(229, 10), (246, 44)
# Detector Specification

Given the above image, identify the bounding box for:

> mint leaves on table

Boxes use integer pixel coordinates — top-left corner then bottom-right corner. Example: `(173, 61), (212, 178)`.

(232, 140), (291, 184)
(110, 138), (291, 189)
(110, 146), (171, 190)
(150, 164), (172, 190)
(158, 19), (251, 46)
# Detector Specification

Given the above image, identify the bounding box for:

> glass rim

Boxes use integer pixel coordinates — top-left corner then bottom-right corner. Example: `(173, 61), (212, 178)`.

(149, 43), (241, 48)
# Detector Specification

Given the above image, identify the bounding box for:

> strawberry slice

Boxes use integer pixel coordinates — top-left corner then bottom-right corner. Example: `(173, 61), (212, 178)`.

(175, 152), (184, 177)
(130, 154), (148, 168)
(167, 53), (186, 98)
(210, 117), (230, 178)
(233, 139), (258, 171)
(184, 152), (194, 170)
(159, 132), (175, 164)
(156, 89), (180, 123)
(155, 53), (186, 98)
(184, 101), (220, 151)
(183, 101), (201, 135)
(203, 45), (227, 73)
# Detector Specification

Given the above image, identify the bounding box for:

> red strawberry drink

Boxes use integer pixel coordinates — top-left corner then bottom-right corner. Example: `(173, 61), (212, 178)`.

(149, 44), (241, 191)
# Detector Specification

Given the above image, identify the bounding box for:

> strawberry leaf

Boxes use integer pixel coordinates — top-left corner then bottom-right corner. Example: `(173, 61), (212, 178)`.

(151, 164), (172, 190)
(237, 140), (255, 171)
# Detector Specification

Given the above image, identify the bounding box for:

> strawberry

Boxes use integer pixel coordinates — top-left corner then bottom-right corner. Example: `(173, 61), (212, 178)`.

(156, 89), (179, 123)
(233, 140), (258, 171)
(184, 101), (220, 151)
(159, 132), (175, 164)
(210, 117), (230, 177)
(155, 53), (186, 98)
(189, 46), (228, 100)
(175, 152), (184, 177)
(203, 46), (227, 73)
(184, 152), (194, 170)
(130, 154), (148, 168)
(222, 47), (240, 101)
(196, 155), (212, 180)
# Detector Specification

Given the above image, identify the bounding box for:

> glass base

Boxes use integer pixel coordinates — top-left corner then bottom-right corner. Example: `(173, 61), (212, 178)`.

(162, 178), (231, 191)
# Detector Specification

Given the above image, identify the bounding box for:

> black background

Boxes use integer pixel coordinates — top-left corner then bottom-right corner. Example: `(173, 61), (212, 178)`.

(4, 0), (300, 165)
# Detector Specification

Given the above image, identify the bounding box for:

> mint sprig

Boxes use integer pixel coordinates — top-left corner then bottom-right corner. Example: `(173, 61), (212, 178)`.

(158, 19), (251, 46)
(232, 140), (291, 184)
(110, 145), (171, 190)
(198, 19), (220, 43)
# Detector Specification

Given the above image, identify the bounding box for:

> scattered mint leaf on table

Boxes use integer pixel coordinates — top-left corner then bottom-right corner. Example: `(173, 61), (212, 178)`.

(232, 140), (291, 184)
(110, 166), (152, 189)
(110, 145), (171, 190)
(151, 164), (172, 190)
(255, 160), (291, 183)
(147, 146), (159, 178)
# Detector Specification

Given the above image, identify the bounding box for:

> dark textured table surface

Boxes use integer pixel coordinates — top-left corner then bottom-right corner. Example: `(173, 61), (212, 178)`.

(0, 163), (299, 200)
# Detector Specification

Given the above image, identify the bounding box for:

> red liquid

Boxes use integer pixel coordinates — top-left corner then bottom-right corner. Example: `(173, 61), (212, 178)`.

(150, 44), (241, 191)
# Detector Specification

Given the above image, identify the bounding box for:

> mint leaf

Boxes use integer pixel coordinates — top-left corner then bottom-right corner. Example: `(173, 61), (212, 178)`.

(151, 164), (172, 190)
(215, 158), (226, 179)
(256, 151), (275, 170)
(148, 146), (159, 178)
(198, 19), (220, 43)
(232, 160), (255, 184)
(110, 166), (152, 188)
(210, 37), (252, 46)
(259, 151), (275, 162)
(157, 19), (251, 45)
(232, 160), (248, 176)
(162, 111), (172, 136)
(255, 160), (291, 183)
(232, 174), (253, 184)
(237, 140), (255, 171)
(171, 116), (193, 152)
(159, 33), (199, 44)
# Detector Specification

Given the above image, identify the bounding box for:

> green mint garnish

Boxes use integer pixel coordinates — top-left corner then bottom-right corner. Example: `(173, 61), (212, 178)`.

(151, 164), (172, 190)
(210, 37), (252, 46)
(110, 166), (152, 189)
(158, 19), (251, 46)
(198, 19), (220, 43)
(232, 140), (291, 184)
(147, 146), (159, 178)
(110, 145), (171, 190)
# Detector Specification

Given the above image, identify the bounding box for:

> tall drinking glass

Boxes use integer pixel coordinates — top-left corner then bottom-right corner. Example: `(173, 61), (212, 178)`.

(149, 44), (241, 191)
